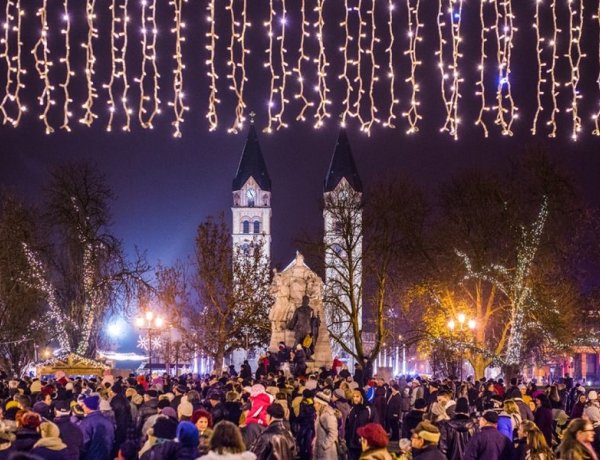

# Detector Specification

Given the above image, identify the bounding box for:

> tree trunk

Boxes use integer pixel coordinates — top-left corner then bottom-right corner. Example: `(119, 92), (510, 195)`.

(502, 363), (521, 383)
(471, 355), (488, 380)
(213, 349), (225, 375)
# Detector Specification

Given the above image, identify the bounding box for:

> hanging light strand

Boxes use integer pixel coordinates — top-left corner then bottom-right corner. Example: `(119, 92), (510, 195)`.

(80, 0), (98, 127)
(59, 0), (73, 131)
(137, 0), (161, 129)
(120, 0), (130, 131)
(493, 0), (518, 136)
(205, 0), (218, 131)
(403, 0), (422, 134)
(384, 0), (397, 128)
(339, 0), (353, 127)
(226, 0), (248, 133)
(32, 0), (55, 134)
(264, 0), (277, 133)
(565, 0), (584, 140)
(0, 0), (26, 127)
(531, 0), (545, 135)
(294, 0), (313, 122)
(351, 0), (365, 125)
(313, 0), (330, 128)
(547, 0), (559, 137)
(593, 3), (600, 135)
(169, 0), (188, 138)
(275, 0), (290, 130)
(475, 0), (490, 137)
(362, 0), (380, 134)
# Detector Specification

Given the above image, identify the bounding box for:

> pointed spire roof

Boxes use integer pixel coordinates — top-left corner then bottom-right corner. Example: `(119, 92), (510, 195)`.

(324, 129), (363, 193)
(232, 122), (272, 191)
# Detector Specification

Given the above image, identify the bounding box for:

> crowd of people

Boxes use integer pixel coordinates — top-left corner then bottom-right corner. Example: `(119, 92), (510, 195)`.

(0, 353), (597, 460)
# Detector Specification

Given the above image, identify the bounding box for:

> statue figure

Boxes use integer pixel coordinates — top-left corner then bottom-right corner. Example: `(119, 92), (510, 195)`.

(287, 295), (314, 347)
(310, 312), (321, 353)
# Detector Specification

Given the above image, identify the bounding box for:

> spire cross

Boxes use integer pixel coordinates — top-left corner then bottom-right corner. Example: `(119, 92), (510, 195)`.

(249, 111), (256, 125)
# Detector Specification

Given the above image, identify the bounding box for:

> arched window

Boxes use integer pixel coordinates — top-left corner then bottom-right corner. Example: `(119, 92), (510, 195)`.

(242, 220), (250, 234)
(241, 243), (250, 256)
(253, 220), (260, 234)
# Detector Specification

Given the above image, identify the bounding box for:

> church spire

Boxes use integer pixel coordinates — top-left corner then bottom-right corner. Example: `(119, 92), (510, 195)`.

(232, 121), (272, 192)
(324, 128), (363, 193)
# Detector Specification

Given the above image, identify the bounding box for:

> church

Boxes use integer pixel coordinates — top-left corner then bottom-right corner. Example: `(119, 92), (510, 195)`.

(230, 119), (364, 370)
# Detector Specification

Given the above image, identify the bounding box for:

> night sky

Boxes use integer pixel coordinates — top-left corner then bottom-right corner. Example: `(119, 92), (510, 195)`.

(1, 0), (600, 272)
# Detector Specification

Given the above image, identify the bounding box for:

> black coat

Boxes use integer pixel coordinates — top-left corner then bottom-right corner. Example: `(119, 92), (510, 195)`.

(110, 393), (132, 450)
(224, 401), (243, 425)
(251, 420), (297, 460)
(345, 404), (372, 451)
(54, 415), (83, 460)
(140, 440), (198, 460)
(30, 445), (68, 460)
(463, 426), (514, 460)
(14, 428), (41, 452)
(402, 410), (424, 439)
(136, 398), (159, 435)
(384, 393), (402, 422)
(438, 414), (477, 460)
(210, 401), (228, 425)
(413, 445), (447, 460)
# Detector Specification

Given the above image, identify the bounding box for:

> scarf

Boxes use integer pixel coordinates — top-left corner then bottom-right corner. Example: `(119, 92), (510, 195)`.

(33, 436), (67, 451)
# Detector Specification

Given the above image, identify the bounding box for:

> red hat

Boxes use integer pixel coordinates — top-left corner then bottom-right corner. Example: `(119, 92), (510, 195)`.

(356, 423), (389, 449)
(41, 385), (55, 397)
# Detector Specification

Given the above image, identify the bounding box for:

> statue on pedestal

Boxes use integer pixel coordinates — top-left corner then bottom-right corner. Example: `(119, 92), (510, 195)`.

(287, 295), (314, 348)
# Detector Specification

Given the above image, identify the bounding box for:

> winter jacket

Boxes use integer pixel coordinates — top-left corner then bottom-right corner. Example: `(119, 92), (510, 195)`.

(296, 399), (316, 459)
(514, 398), (535, 422)
(384, 393), (402, 424)
(136, 398), (160, 435)
(54, 415), (83, 460)
(345, 404), (373, 451)
(110, 392), (132, 451)
(199, 451), (257, 460)
(78, 410), (116, 460)
(438, 414), (477, 460)
(251, 420), (297, 460)
(402, 409), (424, 439)
(412, 444), (446, 460)
(333, 399), (351, 438)
(572, 401), (586, 419)
(224, 401), (243, 425)
(314, 405), (338, 460)
(30, 436), (67, 460)
(359, 447), (394, 459)
(584, 401), (600, 426)
(373, 386), (387, 425)
(14, 428), (41, 452)
(140, 440), (199, 460)
(246, 393), (271, 427)
(463, 426), (514, 460)
(534, 407), (554, 447)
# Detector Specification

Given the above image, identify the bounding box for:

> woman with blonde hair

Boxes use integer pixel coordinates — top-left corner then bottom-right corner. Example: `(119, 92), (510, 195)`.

(199, 421), (256, 460)
(514, 420), (554, 460)
(557, 418), (597, 460)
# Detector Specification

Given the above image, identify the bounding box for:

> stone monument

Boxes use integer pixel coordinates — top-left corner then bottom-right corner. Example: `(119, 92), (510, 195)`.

(269, 252), (333, 370)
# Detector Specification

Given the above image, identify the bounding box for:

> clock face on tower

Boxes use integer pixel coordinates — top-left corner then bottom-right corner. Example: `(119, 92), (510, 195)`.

(247, 188), (256, 206)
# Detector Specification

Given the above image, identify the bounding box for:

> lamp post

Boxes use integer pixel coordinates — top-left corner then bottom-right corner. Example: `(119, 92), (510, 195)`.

(135, 310), (165, 375)
(447, 313), (476, 381)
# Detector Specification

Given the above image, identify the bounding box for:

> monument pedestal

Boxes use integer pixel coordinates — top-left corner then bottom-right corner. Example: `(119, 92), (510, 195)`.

(269, 252), (333, 370)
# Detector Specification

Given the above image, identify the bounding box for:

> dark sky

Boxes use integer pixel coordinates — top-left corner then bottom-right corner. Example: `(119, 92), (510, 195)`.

(1, 0), (600, 272)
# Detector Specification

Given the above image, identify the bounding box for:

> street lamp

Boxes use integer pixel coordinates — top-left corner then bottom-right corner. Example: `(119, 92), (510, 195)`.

(135, 310), (165, 375)
(447, 314), (476, 381)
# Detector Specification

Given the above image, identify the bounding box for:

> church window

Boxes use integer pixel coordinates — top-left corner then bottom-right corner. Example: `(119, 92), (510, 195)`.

(253, 220), (261, 234)
(242, 220), (250, 234)
(241, 243), (250, 256)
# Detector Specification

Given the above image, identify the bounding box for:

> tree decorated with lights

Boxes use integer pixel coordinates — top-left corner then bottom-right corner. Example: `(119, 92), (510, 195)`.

(22, 163), (149, 358)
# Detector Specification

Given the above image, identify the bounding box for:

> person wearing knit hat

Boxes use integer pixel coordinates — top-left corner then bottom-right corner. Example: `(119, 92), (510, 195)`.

(0, 421), (15, 455)
(314, 391), (338, 460)
(15, 411), (42, 452)
(78, 392), (115, 460)
(53, 400), (84, 460)
(30, 421), (67, 459)
(251, 403), (296, 460)
(138, 416), (180, 459)
(356, 423), (392, 459)
(436, 397), (476, 460)
(462, 410), (514, 460)
(177, 398), (193, 420)
(410, 421), (444, 459)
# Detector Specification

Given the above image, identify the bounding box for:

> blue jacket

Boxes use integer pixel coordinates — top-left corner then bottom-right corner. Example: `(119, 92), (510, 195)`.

(54, 415), (83, 460)
(30, 445), (68, 460)
(78, 410), (115, 460)
(463, 426), (514, 460)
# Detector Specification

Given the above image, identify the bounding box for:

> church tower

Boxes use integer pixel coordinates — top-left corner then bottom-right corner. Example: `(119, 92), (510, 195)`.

(323, 129), (363, 353)
(231, 119), (272, 261)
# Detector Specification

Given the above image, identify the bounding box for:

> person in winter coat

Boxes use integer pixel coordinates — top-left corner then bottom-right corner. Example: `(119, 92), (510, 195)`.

(583, 391), (600, 426)
(402, 398), (426, 440)
(295, 389), (316, 459)
(224, 391), (243, 426)
(199, 420), (256, 460)
(245, 385), (271, 427)
(139, 416), (178, 459)
(14, 411), (42, 452)
(513, 420), (555, 460)
(463, 411), (514, 460)
(109, 382), (131, 457)
(332, 388), (351, 438)
(292, 345), (307, 377)
(142, 420), (200, 460)
(251, 403), (297, 460)
(356, 423), (393, 460)
(534, 394), (554, 447)
(571, 393), (587, 419)
(30, 421), (68, 460)
(52, 400), (83, 460)
(313, 391), (338, 460)
(0, 422), (15, 460)
(384, 383), (402, 441)
(438, 397), (476, 460)
(135, 389), (159, 438)
(78, 394), (115, 460)
(193, 408), (214, 457)
(346, 389), (375, 460)
(410, 420), (445, 460)
(240, 361), (253, 381)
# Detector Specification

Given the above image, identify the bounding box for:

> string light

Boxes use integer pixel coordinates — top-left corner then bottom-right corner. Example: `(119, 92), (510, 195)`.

(593, 3), (600, 135)
(493, 0), (518, 136)
(205, 0), (218, 131)
(383, 0), (398, 128)
(531, 0), (545, 136)
(313, 0), (330, 128)
(80, 0), (98, 127)
(169, 0), (188, 138)
(293, 0), (313, 122)
(264, 0), (276, 133)
(475, 0), (490, 137)
(403, 0), (422, 134)
(547, 0), (559, 138)
(565, 0), (584, 141)
(105, 0), (131, 132)
(339, 0), (353, 127)
(226, 0), (248, 133)
(436, 0), (464, 140)
(350, 0), (366, 126)
(31, 0), (54, 134)
(275, 0), (290, 130)
(59, 0), (73, 131)
(362, 0), (381, 135)
(0, 0), (26, 127)
(137, 0), (161, 129)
